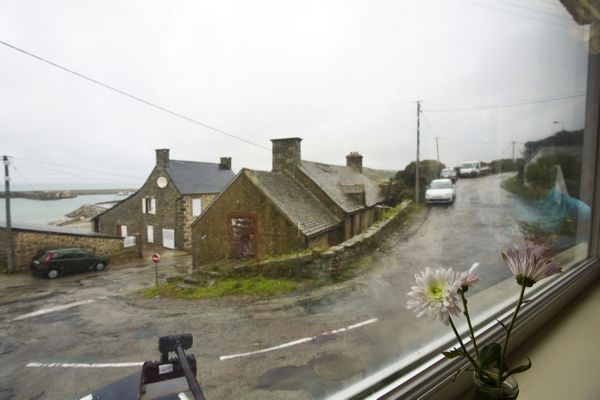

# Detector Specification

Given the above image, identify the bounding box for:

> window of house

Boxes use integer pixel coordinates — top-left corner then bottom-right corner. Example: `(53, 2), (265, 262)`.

(147, 225), (154, 243)
(142, 197), (156, 214)
(192, 198), (202, 217)
(117, 224), (127, 238)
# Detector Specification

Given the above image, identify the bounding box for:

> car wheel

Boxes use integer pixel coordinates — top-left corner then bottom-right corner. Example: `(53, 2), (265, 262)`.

(47, 269), (59, 279)
(95, 262), (105, 272)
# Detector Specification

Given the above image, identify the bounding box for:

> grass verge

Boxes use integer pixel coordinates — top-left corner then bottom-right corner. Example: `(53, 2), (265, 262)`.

(501, 175), (547, 200)
(138, 276), (314, 299)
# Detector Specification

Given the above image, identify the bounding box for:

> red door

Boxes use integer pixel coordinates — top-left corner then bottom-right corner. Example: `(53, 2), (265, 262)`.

(229, 215), (257, 259)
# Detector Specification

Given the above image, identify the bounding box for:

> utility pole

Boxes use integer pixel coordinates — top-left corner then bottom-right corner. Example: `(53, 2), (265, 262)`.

(3, 156), (14, 273)
(415, 101), (422, 203)
(512, 141), (516, 162)
(435, 136), (440, 163)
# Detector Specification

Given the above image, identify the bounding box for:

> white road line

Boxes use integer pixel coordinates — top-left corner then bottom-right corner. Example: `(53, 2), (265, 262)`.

(26, 362), (144, 368)
(220, 317), (378, 361)
(11, 299), (97, 321)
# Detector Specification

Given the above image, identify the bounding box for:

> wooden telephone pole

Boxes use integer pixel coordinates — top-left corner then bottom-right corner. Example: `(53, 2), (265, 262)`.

(415, 101), (422, 203)
(3, 156), (14, 273)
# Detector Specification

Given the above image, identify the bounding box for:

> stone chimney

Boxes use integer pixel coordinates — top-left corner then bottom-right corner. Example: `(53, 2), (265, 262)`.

(271, 138), (302, 172)
(156, 149), (170, 167)
(219, 157), (232, 170)
(346, 152), (363, 173)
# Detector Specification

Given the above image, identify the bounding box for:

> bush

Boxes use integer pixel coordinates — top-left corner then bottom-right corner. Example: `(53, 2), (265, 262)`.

(525, 154), (581, 197)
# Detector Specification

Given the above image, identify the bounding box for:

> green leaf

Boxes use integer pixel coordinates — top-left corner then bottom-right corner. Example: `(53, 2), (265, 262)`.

(479, 343), (501, 368)
(442, 348), (466, 359)
(506, 357), (532, 377)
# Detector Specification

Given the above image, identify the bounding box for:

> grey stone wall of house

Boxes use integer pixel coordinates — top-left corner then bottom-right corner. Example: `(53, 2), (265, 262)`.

(0, 228), (140, 272)
(96, 165), (180, 248)
(193, 173), (327, 267)
(181, 194), (217, 251)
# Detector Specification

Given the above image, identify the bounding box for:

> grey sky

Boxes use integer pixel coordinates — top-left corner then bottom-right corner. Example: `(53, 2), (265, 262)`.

(0, 0), (589, 188)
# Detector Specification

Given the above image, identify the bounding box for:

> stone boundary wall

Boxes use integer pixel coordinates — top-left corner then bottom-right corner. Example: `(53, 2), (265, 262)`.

(0, 228), (141, 272)
(213, 200), (412, 280)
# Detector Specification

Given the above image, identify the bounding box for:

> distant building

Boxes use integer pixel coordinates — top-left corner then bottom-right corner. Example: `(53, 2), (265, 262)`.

(94, 149), (235, 250)
(191, 137), (384, 267)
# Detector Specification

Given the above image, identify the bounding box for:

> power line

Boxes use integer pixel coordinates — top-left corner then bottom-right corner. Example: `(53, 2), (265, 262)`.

(11, 157), (143, 180)
(423, 91), (586, 113)
(456, 0), (581, 29)
(487, 0), (571, 21)
(10, 159), (139, 188)
(10, 163), (64, 222)
(0, 40), (271, 152)
(436, 137), (522, 145)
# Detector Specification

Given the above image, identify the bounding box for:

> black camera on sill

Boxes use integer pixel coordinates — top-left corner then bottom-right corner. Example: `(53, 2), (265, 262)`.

(138, 334), (206, 400)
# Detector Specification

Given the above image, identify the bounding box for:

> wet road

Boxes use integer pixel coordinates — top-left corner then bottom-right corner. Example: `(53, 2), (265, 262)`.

(0, 174), (525, 400)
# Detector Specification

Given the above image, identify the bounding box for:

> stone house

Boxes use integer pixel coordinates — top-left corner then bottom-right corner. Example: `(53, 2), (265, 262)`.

(191, 137), (384, 267)
(94, 149), (235, 251)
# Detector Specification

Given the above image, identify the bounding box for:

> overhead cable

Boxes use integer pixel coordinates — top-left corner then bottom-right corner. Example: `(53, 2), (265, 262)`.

(0, 39), (270, 151)
(424, 91), (586, 113)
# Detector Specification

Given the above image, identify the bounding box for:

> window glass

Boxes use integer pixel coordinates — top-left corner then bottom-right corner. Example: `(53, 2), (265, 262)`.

(0, 1), (594, 400)
(192, 198), (202, 217)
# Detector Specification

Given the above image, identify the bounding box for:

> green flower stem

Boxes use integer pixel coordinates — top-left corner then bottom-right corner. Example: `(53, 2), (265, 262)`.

(448, 315), (480, 377)
(498, 284), (527, 387)
(460, 291), (480, 360)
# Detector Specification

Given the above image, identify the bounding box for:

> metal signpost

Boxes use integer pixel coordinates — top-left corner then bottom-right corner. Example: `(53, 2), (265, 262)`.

(152, 253), (160, 286)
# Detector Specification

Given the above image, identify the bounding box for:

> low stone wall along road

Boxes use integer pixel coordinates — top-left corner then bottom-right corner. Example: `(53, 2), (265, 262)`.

(0, 173), (538, 400)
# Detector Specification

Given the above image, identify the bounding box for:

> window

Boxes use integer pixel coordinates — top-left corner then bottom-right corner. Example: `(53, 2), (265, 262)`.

(2, 2), (599, 400)
(147, 225), (154, 243)
(117, 224), (127, 238)
(142, 197), (156, 214)
(192, 198), (202, 217)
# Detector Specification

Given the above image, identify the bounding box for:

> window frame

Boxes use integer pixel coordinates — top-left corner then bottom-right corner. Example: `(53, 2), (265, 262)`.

(143, 197), (156, 215)
(192, 198), (202, 217)
(328, 34), (600, 400)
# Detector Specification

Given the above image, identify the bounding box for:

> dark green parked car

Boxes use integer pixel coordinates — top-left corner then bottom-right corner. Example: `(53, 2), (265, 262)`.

(30, 248), (109, 279)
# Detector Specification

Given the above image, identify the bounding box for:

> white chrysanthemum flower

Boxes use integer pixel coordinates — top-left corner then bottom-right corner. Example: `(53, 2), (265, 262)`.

(406, 267), (462, 326)
(459, 262), (480, 291)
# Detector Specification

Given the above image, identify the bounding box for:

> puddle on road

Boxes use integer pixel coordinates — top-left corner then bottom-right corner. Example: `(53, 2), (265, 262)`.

(255, 353), (364, 397)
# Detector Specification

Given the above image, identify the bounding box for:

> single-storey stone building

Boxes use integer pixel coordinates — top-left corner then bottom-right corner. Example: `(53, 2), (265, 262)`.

(94, 149), (235, 250)
(191, 137), (384, 267)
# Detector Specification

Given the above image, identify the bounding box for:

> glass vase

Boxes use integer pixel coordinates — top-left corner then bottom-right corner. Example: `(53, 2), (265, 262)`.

(472, 371), (519, 400)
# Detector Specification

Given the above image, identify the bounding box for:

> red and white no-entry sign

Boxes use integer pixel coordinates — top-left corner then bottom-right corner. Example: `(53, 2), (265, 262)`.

(151, 253), (160, 263)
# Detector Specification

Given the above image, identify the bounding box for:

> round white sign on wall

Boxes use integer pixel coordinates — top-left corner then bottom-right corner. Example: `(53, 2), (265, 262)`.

(156, 177), (167, 188)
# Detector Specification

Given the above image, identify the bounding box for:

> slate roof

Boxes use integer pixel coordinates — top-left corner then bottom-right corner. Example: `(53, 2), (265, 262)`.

(166, 160), (235, 195)
(245, 170), (341, 237)
(300, 161), (385, 213)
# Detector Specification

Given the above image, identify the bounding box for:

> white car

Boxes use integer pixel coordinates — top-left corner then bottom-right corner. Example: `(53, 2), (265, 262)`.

(425, 178), (456, 204)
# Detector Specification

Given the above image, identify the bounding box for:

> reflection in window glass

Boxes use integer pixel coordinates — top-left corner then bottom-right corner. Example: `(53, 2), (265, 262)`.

(0, 1), (594, 399)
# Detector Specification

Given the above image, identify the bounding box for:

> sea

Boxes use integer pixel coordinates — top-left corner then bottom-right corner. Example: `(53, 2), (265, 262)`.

(0, 184), (133, 226)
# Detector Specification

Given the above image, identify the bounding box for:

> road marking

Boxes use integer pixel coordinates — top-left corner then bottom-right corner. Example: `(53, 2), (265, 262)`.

(26, 361), (144, 368)
(10, 299), (97, 321)
(219, 317), (378, 361)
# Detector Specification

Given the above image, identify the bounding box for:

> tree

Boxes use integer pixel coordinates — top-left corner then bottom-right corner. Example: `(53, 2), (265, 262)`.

(384, 160), (446, 204)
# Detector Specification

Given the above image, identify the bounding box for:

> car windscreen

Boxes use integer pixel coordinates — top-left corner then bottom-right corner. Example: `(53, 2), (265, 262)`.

(429, 181), (452, 189)
(462, 163), (476, 168)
